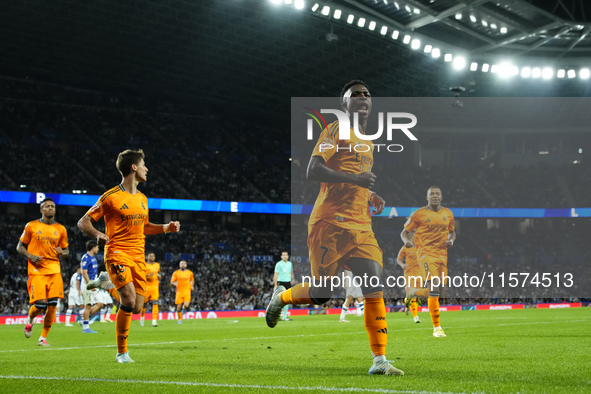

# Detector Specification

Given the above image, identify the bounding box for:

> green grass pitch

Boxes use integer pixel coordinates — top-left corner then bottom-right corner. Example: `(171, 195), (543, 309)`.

(0, 308), (590, 393)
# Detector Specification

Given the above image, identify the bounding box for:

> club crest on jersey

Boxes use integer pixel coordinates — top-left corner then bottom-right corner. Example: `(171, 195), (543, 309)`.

(443, 216), (447, 221)
(425, 218), (431, 223)
(54, 231), (58, 236)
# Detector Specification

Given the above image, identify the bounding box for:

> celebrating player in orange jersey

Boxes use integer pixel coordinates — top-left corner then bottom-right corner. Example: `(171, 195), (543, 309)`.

(396, 231), (422, 323)
(77, 149), (180, 363)
(140, 252), (160, 327)
(17, 198), (69, 346)
(171, 260), (194, 324)
(265, 80), (403, 376)
(401, 186), (456, 338)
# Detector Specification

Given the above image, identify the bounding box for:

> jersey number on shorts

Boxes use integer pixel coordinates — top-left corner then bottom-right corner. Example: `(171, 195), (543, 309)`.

(110, 264), (126, 275)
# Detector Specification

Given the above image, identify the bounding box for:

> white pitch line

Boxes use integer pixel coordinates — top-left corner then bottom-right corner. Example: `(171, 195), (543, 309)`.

(0, 375), (487, 394)
(0, 318), (588, 354)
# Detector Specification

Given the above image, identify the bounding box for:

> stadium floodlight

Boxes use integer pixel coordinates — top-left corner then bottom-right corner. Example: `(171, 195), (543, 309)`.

(491, 23), (497, 29)
(284, 0), (292, 5)
(321, 6), (330, 15)
(380, 26), (388, 35)
(498, 63), (513, 77)
(432, 47), (441, 58)
(568, 69), (576, 78)
(294, 0), (304, 9)
(580, 68), (590, 79)
(369, 21), (376, 31)
(453, 57), (466, 70)
(455, 13), (462, 20)
(334, 9), (341, 19)
(357, 18), (366, 27)
(542, 67), (553, 79)
(403, 35), (411, 44)
(347, 14), (354, 23)
(557, 69), (566, 78)
(405, 5), (411, 13)
(414, 8), (420, 14)
(391, 30), (399, 39)
(579, 148), (583, 153)
(383, 0), (388, 4)
(470, 15), (477, 23)
(444, 53), (453, 62)
(311, 2), (319, 11)
(482, 20), (488, 27)
(470, 62), (478, 71)
(411, 39), (420, 49)
(500, 27), (507, 34)
(270, 0), (282, 4)
(521, 67), (531, 78)
(482, 63), (490, 72)
(393, 1), (400, 10)
(491, 64), (499, 73)
(20, 184), (26, 188)
(539, 151), (549, 155)
(531, 67), (541, 78)
(424, 44), (432, 53)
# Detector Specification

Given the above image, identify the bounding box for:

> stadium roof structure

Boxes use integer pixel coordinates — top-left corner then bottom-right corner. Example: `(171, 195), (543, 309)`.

(342, 0), (591, 61)
(0, 0), (589, 115)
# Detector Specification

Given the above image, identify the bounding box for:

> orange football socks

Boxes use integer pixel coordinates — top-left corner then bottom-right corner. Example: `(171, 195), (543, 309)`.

(428, 297), (440, 327)
(364, 292), (388, 357)
(40, 305), (56, 338)
(152, 304), (159, 321)
(280, 283), (313, 305)
(410, 298), (418, 317)
(28, 305), (44, 322)
(116, 307), (133, 354)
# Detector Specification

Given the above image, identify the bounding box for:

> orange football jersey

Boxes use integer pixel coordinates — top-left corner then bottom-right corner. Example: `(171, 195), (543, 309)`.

(404, 206), (455, 259)
(397, 245), (418, 270)
(172, 269), (194, 293)
(146, 262), (160, 286)
(309, 121), (374, 231)
(20, 220), (68, 276)
(87, 185), (149, 260)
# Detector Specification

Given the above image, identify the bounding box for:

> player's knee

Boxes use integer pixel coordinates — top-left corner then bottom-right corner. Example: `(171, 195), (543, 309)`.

(34, 301), (47, 310)
(309, 286), (331, 305)
(360, 281), (384, 297)
(119, 304), (134, 313)
(47, 298), (59, 308)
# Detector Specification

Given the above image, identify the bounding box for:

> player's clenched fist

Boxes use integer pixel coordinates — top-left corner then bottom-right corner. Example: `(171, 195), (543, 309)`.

(96, 233), (109, 247)
(166, 221), (181, 233)
(354, 172), (376, 189)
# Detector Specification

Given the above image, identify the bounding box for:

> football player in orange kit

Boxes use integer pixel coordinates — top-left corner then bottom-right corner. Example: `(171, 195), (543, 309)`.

(140, 252), (160, 327)
(265, 80), (403, 376)
(401, 186), (456, 338)
(17, 198), (69, 346)
(78, 149), (180, 363)
(396, 231), (422, 323)
(171, 260), (194, 324)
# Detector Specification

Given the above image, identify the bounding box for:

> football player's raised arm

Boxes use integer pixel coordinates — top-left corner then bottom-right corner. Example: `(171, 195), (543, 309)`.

(144, 221), (180, 235)
(307, 156), (375, 189)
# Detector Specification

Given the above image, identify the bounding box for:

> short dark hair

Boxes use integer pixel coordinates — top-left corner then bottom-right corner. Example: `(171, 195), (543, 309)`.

(281, 251), (289, 255)
(86, 240), (98, 251)
(116, 149), (145, 177)
(340, 79), (369, 103)
(40, 198), (54, 208)
(428, 185), (442, 192)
